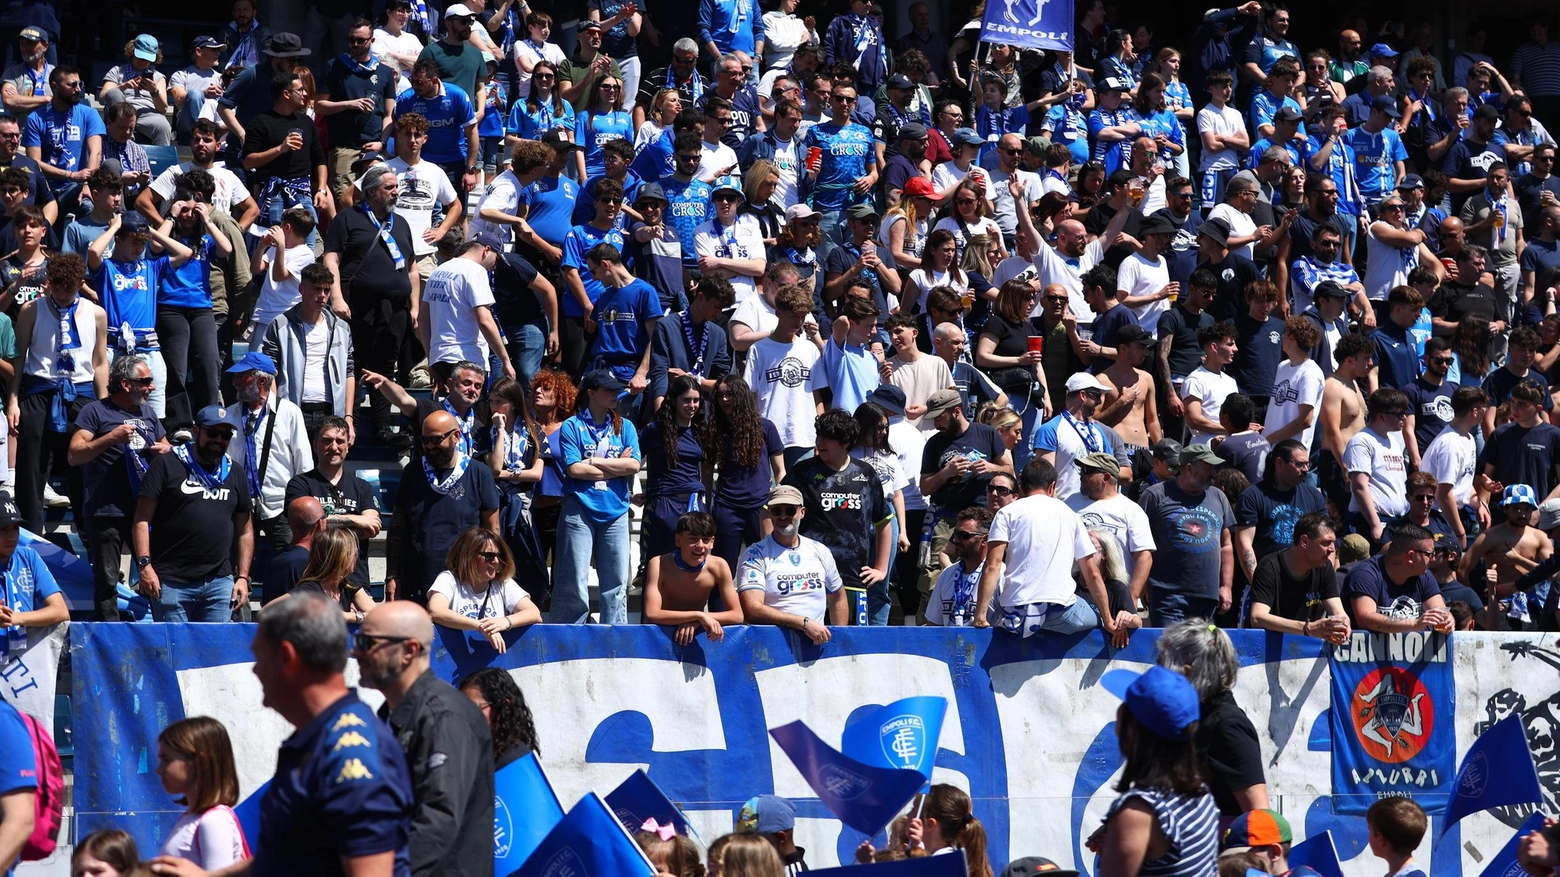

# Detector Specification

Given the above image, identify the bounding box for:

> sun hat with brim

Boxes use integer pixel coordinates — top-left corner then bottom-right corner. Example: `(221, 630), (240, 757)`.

(1539, 498), (1560, 530)
(263, 33), (311, 57)
(1101, 666), (1200, 740)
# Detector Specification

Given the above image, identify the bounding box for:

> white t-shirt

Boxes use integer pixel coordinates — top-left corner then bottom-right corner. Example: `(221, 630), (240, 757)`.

(423, 257), (496, 365)
(879, 213), (929, 272)
(372, 28), (427, 76)
(387, 157), (458, 256)
(730, 294), (778, 339)
(171, 65), (222, 102)
(251, 243), (316, 337)
(694, 215), (767, 303)
(1116, 251), (1170, 337)
(986, 167), (1043, 236)
(1362, 222), (1417, 301)
(1420, 428), (1477, 508)
(1265, 358), (1325, 450)
(1208, 203), (1258, 260)
(744, 335), (827, 449)
(697, 139), (741, 182)
(301, 318), (330, 403)
(148, 162), (252, 217)
(907, 267), (968, 312)
(470, 170), (522, 246)
(1065, 492), (1156, 580)
(1181, 366), (1239, 446)
(932, 215), (1002, 262)
(987, 493), (1096, 608)
(1031, 235), (1106, 324)
(160, 807), (247, 870)
(1031, 413), (1112, 501)
(1344, 426), (1409, 517)
(930, 161), (995, 201)
(738, 534), (842, 622)
(428, 570), (531, 619)
(890, 354), (954, 431)
(888, 418), (928, 510)
(925, 558), (1002, 626)
(512, 38), (567, 98)
(1197, 104), (1245, 172)
(770, 134), (802, 211)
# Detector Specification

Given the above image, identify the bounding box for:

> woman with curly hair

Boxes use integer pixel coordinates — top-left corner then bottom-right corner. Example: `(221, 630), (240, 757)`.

(529, 368), (577, 578)
(642, 375), (710, 561)
(709, 375), (785, 570)
(458, 666), (541, 767)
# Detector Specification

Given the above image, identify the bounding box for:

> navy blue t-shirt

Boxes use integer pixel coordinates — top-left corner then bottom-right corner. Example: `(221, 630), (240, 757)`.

(1090, 303), (1137, 372)
(715, 418), (783, 507)
(1403, 375), (1454, 453)
(1370, 322), (1421, 390)
(1343, 555), (1442, 623)
(1230, 313), (1285, 397)
(1235, 481), (1328, 561)
(643, 423), (707, 499)
(1483, 366), (1555, 411)
(72, 398), (165, 518)
(393, 459), (500, 598)
(1477, 420), (1560, 499)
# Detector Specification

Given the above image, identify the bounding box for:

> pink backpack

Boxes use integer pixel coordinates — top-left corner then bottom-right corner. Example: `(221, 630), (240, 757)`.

(17, 710), (63, 860)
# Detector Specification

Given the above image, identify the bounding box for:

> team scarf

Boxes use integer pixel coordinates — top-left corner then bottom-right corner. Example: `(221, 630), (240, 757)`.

(174, 443), (232, 493)
(46, 295), (80, 377)
(337, 51), (379, 77)
(423, 444), (471, 495)
(444, 397), (475, 457)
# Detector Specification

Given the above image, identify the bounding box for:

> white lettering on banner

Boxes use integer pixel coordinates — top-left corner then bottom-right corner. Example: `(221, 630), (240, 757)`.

(0, 622), (65, 732)
(1332, 631), (1448, 663)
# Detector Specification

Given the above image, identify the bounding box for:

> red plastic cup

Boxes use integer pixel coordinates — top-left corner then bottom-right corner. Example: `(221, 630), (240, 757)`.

(806, 146), (823, 172)
(1028, 336), (1045, 355)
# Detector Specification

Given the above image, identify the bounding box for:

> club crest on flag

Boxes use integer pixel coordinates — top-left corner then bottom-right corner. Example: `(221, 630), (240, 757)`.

(821, 763), (873, 800)
(1351, 667), (1435, 763)
(538, 848), (587, 877)
(1460, 751), (1489, 797)
(494, 794), (513, 859)
(880, 715), (926, 770)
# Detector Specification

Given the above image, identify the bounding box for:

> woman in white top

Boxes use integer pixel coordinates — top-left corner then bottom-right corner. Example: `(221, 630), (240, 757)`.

(155, 717), (249, 870)
(933, 178), (1002, 264)
(372, 4), (426, 76)
(908, 229), (971, 312)
(906, 784), (995, 875)
(759, 0), (817, 73)
(881, 177), (935, 272)
(1363, 193), (1440, 302)
(428, 527), (541, 653)
(635, 87), (683, 153)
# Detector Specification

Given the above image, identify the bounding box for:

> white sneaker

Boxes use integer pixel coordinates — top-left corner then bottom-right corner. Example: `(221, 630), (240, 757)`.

(43, 484), (68, 508)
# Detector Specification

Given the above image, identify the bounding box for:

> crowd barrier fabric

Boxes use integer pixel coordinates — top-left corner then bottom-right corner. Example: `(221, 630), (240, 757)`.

(68, 624), (1560, 874)
(2, 621), (67, 732)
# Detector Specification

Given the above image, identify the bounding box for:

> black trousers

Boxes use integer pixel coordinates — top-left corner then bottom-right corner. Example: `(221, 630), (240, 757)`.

(158, 305), (222, 432)
(15, 391), (86, 534)
(351, 295), (420, 434)
(88, 515), (132, 621)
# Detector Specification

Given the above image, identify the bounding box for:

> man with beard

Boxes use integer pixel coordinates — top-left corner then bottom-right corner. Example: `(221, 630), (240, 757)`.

(356, 601), (493, 876)
(642, 511), (744, 644)
(284, 416), (381, 597)
(1247, 510), (1351, 639)
(227, 352), (313, 561)
(417, 5), (484, 100)
(1233, 438), (1327, 583)
(1066, 452), (1154, 601)
(1460, 484), (1552, 631)
(738, 484), (847, 640)
(1192, 217), (1261, 323)
(365, 359), (491, 462)
(1291, 218), (1366, 318)
(924, 506), (996, 628)
(132, 404), (253, 621)
(1032, 373), (1127, 501)
(137, 119), (258, 228)
(1139, 443), (1236, 625)
(1403, 338), (1456, 469)
(386, 409), (499, 604)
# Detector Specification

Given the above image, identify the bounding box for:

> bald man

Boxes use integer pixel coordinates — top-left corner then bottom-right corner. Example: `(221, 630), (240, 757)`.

(933, 320), (1009, 419)
(357, 602), (494, 877)
(1016, 182), (1136, 323)
(386, 410), (500, 604)
(262, 495), (327, 604)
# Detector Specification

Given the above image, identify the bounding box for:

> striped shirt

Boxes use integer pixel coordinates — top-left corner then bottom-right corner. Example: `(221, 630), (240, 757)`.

(1512, 41), (1560, 96)
(1106, 787), (1218, 877)
(1290, 256), (1361, 315)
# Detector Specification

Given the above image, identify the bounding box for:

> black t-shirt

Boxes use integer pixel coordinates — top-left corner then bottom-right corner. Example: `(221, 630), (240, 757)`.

(920, 422), (1007, 512)
(140, 450), (253, 581)
(322, 206), (415, 306)
(1083, 202), (1144, 267)
(73, 399), (166, 519)
(392, 457), (500, 598)
(1287, 212), (1340, 265)
(285, 469), (381, 591)
(412, 397), (492, 462)
(242, 109), (326, 185)
(322, 57), (397, 147)
(1516, 173), (1560, 230)
(1478, 420), (1560, 498)
(1483, 366), (1555, 411)
(1197, 253), (1263, 322)
(0, 154), (53, 211)
(783, 456), (890, 592)
(1195, 688), (1268, 816)
(1428, 280), (1497, 325)
(1230, 313), (1286, 397)
(980, 313), (1035, 358)
(1249, 549), (1339, 623)
(1156, 304), (1215, 379)
(1235, 481), (1327, 561)
(491, 251), (543, 331)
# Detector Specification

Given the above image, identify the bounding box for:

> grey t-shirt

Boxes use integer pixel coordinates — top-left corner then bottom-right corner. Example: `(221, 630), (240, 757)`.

(1139, 479), (1236, 602)
(1, 63), (51, 104)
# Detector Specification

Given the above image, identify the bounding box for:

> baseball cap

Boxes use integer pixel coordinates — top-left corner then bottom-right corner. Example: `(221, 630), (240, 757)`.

(1025, 135), (1053, 155)
(1003, 858), (1081, 877)
(17, 27), (47, 42)
(1100, 76), (1131, 93)
(1504, 483), (1539, 509)
(1432, 532), (1463, 558)
(1116, 324), (1152, 345)
(539, 128), (581, 150)
(1368, 42), (1400, 58)
(0, 493), (20, 529)
(470, 227), (507, 249)
(886, 73), (914, 90)
(952, 127), (984, 148)
(767, 485), (804, 508)
(1474, 103), (1501, 122)
(1274, 105), (1302, 123)
(132, 34), (160, 61)
(226, 351), (277, 375)
(1102, 666), (1200, 741)
(1179, 443), (1222, 466)
(1314, 279), (1350, 299)
(1140, 214), (1177, 236)
(193, 35), (227, 50)
(194, 405), (244, 431)
(898, 121), (929, 141)
(1539, 498), (1560, 530)
(1065, 373), (1109, 394)
(785, 203), (822, 222)
(1220, 809), (1293, 853)
(1151, 438), (1183, 461)
(866, 384), (908, 416)
(444, 3), (477, 18)
(578, 19), (603, 31)
(738, 794), (795, 834)
(1198, 217), (1231, 247)
(902, 176), (937, 199)
(634, 182), (668, 206)
(1371, 95), (1402, 119)
(118, 212), (151, 235)
(847, 203), (881, 221)
(580, 369), (628, 393)
(712, 175), (744, 195)
(1076, 452), (1120, 474)
(1338, 533), (1371, 564)
(924, 388), (963, 417)
(1397, 174), (1426, 190)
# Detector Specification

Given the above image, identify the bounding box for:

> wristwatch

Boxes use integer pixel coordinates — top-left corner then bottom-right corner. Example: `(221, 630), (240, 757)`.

(135, 555), (152, 568)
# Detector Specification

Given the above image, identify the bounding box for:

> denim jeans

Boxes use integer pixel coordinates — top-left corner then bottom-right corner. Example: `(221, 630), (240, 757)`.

(1147, 589), (1219, 628)
(550, 494), (630, 624)
(152, 574), (235, 622)
(504, 322), (547, 388)
(817, 208), (848, 268)
(864, 516), (897, 626)
(989, 595), (1101, 637)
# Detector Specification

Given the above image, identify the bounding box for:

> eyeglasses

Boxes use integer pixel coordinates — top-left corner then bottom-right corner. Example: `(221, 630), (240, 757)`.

(1283, 457), (1311, 470)
(949, 529), (985, 541)
(478, 550), (502, 562)
(708, 115), (731, 123)
(420, 427), (459, 446)
(352, 633), (411, 653)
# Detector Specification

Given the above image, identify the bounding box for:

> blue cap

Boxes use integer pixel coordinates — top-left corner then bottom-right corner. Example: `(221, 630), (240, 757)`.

(580, 368), (627, 393)
(226, 351), (277, 375)
(1371, 94), (1401, 119)
(118, 212), (150, 234)
(1102, 666), (1201, 741)
(1397, 173), (1425, 190)
(132, 33), (160, 61)
(952, 127), (984, 148)
(194, 405), (243, 430)
(192, 35), (227, 50)
(711, 175), (743, 195)
(1368, 42), (1400, 58)
(1504, 483), (1539, 509)
(738, 794), (795, 834)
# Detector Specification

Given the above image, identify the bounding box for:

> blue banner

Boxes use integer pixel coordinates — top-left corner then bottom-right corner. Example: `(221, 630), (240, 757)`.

(1440, 715), (1544, 839)
(494, 753), (564, 876)
(233, 780), (267, 849)
(605, 768), (695, 838)
(512, 791), (655, 877)
(1329, 632), (1457, 814)
(1475, 813), (1547, 877)
(770, 719), (929, 837)
(840, 696), (946, 779)
(809, 849), (967, 877)
(1288, 830), (1343, 877)
(978, 0), (1073, 52)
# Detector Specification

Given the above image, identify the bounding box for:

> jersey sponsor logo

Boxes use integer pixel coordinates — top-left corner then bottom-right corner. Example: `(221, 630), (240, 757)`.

(669, 200), (706, 218)
(773, 571), (822, 595)
(331, 730), (371, 751)
(180, 479), (233, 501)
(1429, 396), (1454, 423)
(111, 272), (151, 292)
(818, 491), (864, 511)
(333, 757), (375, 783)
(331, 712), (368, 731)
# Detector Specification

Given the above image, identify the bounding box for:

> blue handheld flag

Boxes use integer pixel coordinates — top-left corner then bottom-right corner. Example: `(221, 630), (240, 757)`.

(512, 791), (656, 877)
(978, 0), (1074, 52)
(769, 719), (930, 837)
(494, 753), (565, 877)
(1438, 715), (1545, 841)
(1287, 831), (1344, 877)
(1476, 813), (1548, 877)
(232, 780), (268, 850)
(808, 849), (967, 877)
(840, 696), (947, 780)
(604, 768), (696, 839)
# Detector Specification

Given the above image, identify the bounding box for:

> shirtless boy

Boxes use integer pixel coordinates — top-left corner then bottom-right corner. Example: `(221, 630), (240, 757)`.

(1319, 332), (1373, 510)
(642, 512), (745, 644)
(1460, 484), (1553, 629)
(1098, 323), (1161, 455)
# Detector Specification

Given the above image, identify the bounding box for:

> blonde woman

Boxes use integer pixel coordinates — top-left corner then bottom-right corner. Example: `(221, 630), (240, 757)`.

(959, 232), (1004, 310)
(740, 158), (784, 245)
(292, 526), (377, 622)
(881, 176), (935, 272)
(636, 87), (683, 152)
(428, 527), (541, 652)
(977, 403), (1022, 452)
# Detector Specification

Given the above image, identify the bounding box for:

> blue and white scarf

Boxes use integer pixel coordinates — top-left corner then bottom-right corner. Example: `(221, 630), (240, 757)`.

(423, 445), (470, 495)
(174, 442), (232, 493)
(243, 405), (267, 500)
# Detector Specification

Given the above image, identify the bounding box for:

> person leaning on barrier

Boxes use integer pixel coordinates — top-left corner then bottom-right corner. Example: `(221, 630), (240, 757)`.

(425, 527), (539, 653)
(738, 484), (846, 642)
(356, 602), (494, 877)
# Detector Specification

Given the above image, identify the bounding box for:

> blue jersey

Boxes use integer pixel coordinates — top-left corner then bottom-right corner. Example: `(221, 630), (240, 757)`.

(803, 122), (874, 211)
(97, 255), (169, 338)
(23, 103), (104, 192)
(478, 80), (507, 138)
(158, 235), (214, 309)
(506, 98), (572, 141)
(1042, 104), (1090, 163)
(574, 109), (632, 178)
(1, 545), (59, 614)
(629, 129), (675, 182)
(252, 691), (413, 877)
(590, 278), (663, 377)
(661, 177), (712, 266)
(1088, 107), (1140, 175)
(562, 223), (627, 318)
(1247, 136), (1303, 169)
(0, 701), (34, 877)
(559, 411), (641, 523)
(1347, 126), (1407, 203)
(518, 174), (578, 248)
(394, 83), (475, 164)
(974, 103), (1030, 164)
(1136, 109), (1184, 163)
(1304, 136), (1363, 215)
(697, 0), (757, 56)
(1248, 91), (1301, 135)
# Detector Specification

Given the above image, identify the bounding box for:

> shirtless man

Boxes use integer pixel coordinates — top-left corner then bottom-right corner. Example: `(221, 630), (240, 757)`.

(1097, 323), (1161, 455)
(1319, 331), (1373, 509)
(641, 512), (745, 644)
(1460, 484), (1552, 627)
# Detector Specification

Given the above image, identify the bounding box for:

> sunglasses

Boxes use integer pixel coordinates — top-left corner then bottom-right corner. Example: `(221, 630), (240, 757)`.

(128, 377), (155, 386)
(987, 485), (1015, 496)
(950, 529), (985, 541)
(534, 72), (555, 80)
(768, 504), (799, 517)
(713, 193), (742, 202)
(420, 427), (459, 446)
(478, 550), (502, 562)
(352, 633), (411, 653)
(596, 196), (622, 205)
